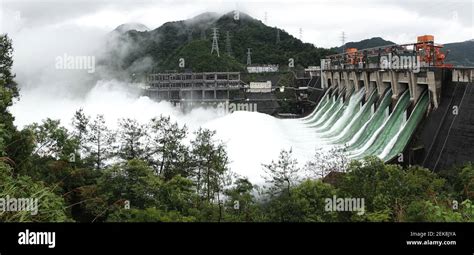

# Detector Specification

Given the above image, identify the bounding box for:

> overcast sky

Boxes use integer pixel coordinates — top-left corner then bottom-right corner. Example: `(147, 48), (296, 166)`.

(1, 0), (473, 48)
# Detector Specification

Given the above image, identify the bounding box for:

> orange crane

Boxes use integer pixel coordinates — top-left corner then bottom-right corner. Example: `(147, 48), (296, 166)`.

(415, 35), (452, 68)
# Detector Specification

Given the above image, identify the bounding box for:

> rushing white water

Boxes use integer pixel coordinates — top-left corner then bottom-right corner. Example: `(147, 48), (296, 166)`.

(349, 120), (387, 158)
(313, 99), (345, 131)
(203, 112), (330, 184)
(379, 110), (408, 159)
(11, 80), (223, 130)
(317, 88), (366, 137)
(308, 99), (337, 127)
(324, 95), (371, 143)
(11, 80), (335, 185)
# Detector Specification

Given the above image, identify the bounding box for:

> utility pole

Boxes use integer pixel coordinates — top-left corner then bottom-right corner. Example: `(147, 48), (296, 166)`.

(225, 31), (232, 56)
(246, 48), (252, 66)
(211, 27), (220, 57)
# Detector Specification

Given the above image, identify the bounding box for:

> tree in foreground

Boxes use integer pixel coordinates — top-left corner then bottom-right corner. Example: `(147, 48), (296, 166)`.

(261, 149), (301, 221)
(0, 162), (70, 222)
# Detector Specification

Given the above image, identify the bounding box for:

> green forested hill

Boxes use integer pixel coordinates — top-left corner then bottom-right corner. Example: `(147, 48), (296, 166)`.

(104, 12), (335, 74)
(162, 40), (245, 72)
(443, 40), (474, 66)
(335, 37), (395, 53)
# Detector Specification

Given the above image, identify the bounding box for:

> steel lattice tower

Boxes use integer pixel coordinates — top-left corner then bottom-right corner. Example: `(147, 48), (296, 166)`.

(225, 31), (232, 56)
(211, 27), (220, 57)
(341, 31), (346, 53)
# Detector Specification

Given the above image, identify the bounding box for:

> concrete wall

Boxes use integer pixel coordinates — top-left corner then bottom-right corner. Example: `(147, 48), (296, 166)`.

(410, 81), (474, 171)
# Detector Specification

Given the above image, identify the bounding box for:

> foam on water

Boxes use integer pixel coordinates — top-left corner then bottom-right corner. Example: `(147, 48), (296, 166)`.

(203, 111), (331, 184)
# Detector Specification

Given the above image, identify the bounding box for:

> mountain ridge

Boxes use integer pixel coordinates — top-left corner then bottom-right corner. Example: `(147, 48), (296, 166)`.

(113, 23), (150, 33)
(104, 12), (474, 75)
(103, 11), (334, 74)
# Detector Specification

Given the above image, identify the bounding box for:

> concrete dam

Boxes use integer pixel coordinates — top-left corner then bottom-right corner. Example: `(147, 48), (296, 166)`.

(303, 35), (474, 170)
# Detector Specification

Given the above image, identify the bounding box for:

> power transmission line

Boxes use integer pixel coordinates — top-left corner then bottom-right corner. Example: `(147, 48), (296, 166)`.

(341, 31), (346, 53)
(211, 27), (220, 57)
